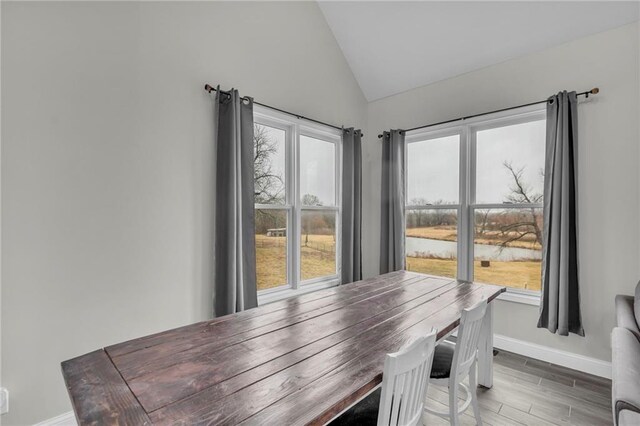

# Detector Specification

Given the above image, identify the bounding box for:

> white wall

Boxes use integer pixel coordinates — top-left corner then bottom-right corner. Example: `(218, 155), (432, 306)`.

(0, 2), (366, 424)
(364, 22), (639, 361)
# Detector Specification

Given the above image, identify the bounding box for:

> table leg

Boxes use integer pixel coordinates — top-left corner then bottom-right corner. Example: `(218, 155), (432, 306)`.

(478, 301), (494, 388)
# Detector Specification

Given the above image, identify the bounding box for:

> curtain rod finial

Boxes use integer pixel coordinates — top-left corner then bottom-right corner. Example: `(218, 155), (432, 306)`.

(205, 84), (214, 92)
(591, 87), (599, 95)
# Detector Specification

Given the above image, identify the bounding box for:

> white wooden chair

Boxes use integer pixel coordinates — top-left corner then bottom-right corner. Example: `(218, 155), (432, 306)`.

(329, 329), (437, 426)
(423, 300), (488, 426)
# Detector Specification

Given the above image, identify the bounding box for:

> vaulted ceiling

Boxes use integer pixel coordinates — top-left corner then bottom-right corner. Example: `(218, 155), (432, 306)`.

(318, 1), (639, 101)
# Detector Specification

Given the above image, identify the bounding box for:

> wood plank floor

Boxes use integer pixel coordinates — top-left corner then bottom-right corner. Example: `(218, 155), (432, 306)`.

(423, 350), (612, 426)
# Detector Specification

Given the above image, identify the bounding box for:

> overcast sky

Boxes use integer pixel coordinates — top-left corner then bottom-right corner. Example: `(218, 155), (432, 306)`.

(300, 135), (335, 205)
(261, 119), (544, 208)
(257, 126), (335, 206)
(407, 119), (545, 205)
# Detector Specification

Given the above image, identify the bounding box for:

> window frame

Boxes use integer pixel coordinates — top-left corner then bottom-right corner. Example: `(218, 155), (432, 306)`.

(404, 104), (545, 303)
(254, 105), (342, 304)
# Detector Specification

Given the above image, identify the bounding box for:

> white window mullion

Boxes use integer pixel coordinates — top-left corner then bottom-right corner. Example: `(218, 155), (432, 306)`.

(458, 126), (471, 282)
(255, 204), (291, 210)
(292, 122), (300, 290)
(405, 204), (459, 210)
(473, 203), (543, 210)
(299, 205), (340, 211)
(467, 124), (478, 282)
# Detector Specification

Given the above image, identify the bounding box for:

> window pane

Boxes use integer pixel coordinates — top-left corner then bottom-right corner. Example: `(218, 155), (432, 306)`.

(473, 208), (543, 291)
(300, 210), (336, 281)
(475, 120), (545, 204)
(255, 209), (288, 290)
(407, 135), (459, 205)
(254, 124), (286, 205)
(405, 209), (457, 279)
(300, 136), (335, 206)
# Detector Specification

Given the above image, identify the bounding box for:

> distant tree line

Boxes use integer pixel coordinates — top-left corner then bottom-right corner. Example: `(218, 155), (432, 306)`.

(406, 200), (456, 228)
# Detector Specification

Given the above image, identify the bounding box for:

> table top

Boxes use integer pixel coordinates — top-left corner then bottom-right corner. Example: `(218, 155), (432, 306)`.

(62, 271), (505, 425)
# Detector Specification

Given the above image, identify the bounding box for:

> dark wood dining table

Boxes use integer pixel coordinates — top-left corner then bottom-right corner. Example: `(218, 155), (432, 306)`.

(62, 271), (505, 425)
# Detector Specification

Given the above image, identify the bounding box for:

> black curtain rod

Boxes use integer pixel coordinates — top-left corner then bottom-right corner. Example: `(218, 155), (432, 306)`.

(377, 88), (599, 139)
(205, 84), (362, 136)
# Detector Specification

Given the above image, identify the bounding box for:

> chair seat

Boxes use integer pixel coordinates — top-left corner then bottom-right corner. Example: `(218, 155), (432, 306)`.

(430, 344), (455, 379)
(328, 388), (381, 425)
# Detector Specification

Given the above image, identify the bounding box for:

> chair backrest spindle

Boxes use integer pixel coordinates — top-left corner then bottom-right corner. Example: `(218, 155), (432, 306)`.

(377, 330), (437, 426)
(451, 299), (488, 378)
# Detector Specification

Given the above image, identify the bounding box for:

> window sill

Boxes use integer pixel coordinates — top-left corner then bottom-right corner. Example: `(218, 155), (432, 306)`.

(258, 278), (340, 305)
(497, 291), (541, 306)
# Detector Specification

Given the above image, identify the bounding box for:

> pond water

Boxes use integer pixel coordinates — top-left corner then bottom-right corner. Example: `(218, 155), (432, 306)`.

(406, 237), (541, 261)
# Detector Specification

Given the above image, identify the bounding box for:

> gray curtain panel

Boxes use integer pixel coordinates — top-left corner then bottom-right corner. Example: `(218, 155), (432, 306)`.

(212, 86), (258, 317)
(538, 91), (583, 336)
(341, 128), (363, 284)
(379, 130), (406, 274)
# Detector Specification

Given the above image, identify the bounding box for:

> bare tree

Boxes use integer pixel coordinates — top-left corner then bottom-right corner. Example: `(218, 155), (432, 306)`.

(254, 125), (286, 236)
(409, 198), (428, 227)
(503, 161), (543, 205)
(301, 194), (322, 245)
(496, 161), (543, 248)
(476, 209), (491, 236)
(255, 209), (286, 236)
(254, 124), (284, 204)
(302, 194), (322, 206)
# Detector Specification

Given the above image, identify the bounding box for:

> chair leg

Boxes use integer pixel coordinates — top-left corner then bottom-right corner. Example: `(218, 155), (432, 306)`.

(449, 380), (460, 426)
(469, 361), (483, 426)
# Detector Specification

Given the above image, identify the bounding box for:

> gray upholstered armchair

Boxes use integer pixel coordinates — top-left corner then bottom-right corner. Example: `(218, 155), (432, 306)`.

(612, 281), (640, 425)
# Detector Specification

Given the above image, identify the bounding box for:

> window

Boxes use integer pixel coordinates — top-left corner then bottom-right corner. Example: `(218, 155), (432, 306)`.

(405, 106), (545, 295)
(405, 133), (460, 279)
(253, 106), (341, 301)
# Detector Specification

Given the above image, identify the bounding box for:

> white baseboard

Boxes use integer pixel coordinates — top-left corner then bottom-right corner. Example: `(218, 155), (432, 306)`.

(493, 333), (612, 379)
(34, 411), (76, 426)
